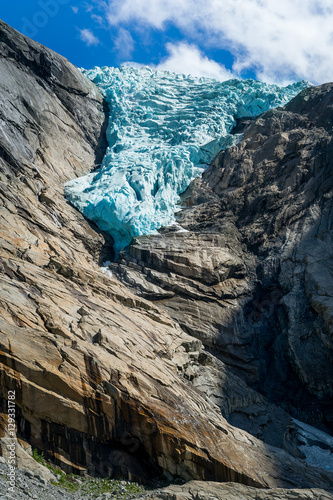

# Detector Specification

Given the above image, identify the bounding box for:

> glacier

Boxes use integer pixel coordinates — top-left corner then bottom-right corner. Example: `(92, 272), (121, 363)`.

(64, 66), (309, 255)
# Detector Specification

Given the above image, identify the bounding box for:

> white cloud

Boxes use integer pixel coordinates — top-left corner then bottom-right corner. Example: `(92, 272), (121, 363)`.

(103, 0), (333, 84)
(91, 13), (106, 27)
(156, 42), (233, 81)
(114, 28), (135, 60)
(79, 28), (100, 46)
(71, 6), (79, 14)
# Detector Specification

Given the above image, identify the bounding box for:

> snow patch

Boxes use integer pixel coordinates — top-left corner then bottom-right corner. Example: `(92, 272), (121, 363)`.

(293, 418), (333, 471)
(100, 261), (113, 278)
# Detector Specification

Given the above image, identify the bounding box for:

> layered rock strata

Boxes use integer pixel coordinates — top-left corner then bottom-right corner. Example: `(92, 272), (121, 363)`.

(111, 84), (333, 459)
(139, 481), (333, 500)
(0, 19), (332, 494)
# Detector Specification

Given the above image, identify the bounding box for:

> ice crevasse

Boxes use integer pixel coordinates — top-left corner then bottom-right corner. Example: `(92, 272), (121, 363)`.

(64, 66), (309, 255)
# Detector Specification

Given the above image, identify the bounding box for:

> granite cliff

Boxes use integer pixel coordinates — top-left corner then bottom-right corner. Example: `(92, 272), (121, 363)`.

(0, 18), (332, 498)
(113, 84), (333, 454)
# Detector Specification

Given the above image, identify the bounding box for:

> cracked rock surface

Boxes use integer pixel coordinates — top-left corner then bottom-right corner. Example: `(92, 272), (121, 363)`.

(111, 84), (333, 467)
(139, 480), (333, 500)
(0, 19), (333, 498)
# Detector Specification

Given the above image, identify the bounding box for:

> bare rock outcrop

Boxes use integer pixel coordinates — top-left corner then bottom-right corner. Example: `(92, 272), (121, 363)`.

(139, 480), (333, 500)
(111, 84), (333, 460)
(0, 19), (332, 495)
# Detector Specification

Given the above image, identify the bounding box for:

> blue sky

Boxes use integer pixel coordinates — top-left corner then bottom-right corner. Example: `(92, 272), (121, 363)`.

(1, 0), (333, 84)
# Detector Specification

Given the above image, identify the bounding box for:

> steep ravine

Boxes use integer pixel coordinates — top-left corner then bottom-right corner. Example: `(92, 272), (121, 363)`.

(0, 19), (333, 499)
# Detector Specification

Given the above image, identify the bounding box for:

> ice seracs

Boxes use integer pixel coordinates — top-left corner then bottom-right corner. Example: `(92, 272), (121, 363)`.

(65, 66), (309, 254)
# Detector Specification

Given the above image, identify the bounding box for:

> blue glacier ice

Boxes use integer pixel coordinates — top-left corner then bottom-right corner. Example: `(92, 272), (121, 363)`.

(64, 66), (309, 255)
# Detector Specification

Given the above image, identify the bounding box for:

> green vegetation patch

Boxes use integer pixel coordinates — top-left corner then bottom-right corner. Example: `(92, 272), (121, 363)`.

(32, 448), (146, 498)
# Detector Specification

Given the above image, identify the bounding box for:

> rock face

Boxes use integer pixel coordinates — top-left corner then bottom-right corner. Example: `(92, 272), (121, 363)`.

(111, 84), (333, 459)
(0, 19), (332, 495)
(140, 481), (333, 500)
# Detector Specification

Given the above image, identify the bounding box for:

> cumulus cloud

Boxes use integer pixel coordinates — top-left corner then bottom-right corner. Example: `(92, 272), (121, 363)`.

(156, 42), (233, 81)
(71, 6), (79, 14)
(103, 0), (333, 84)
(79, 28), (100, 46)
